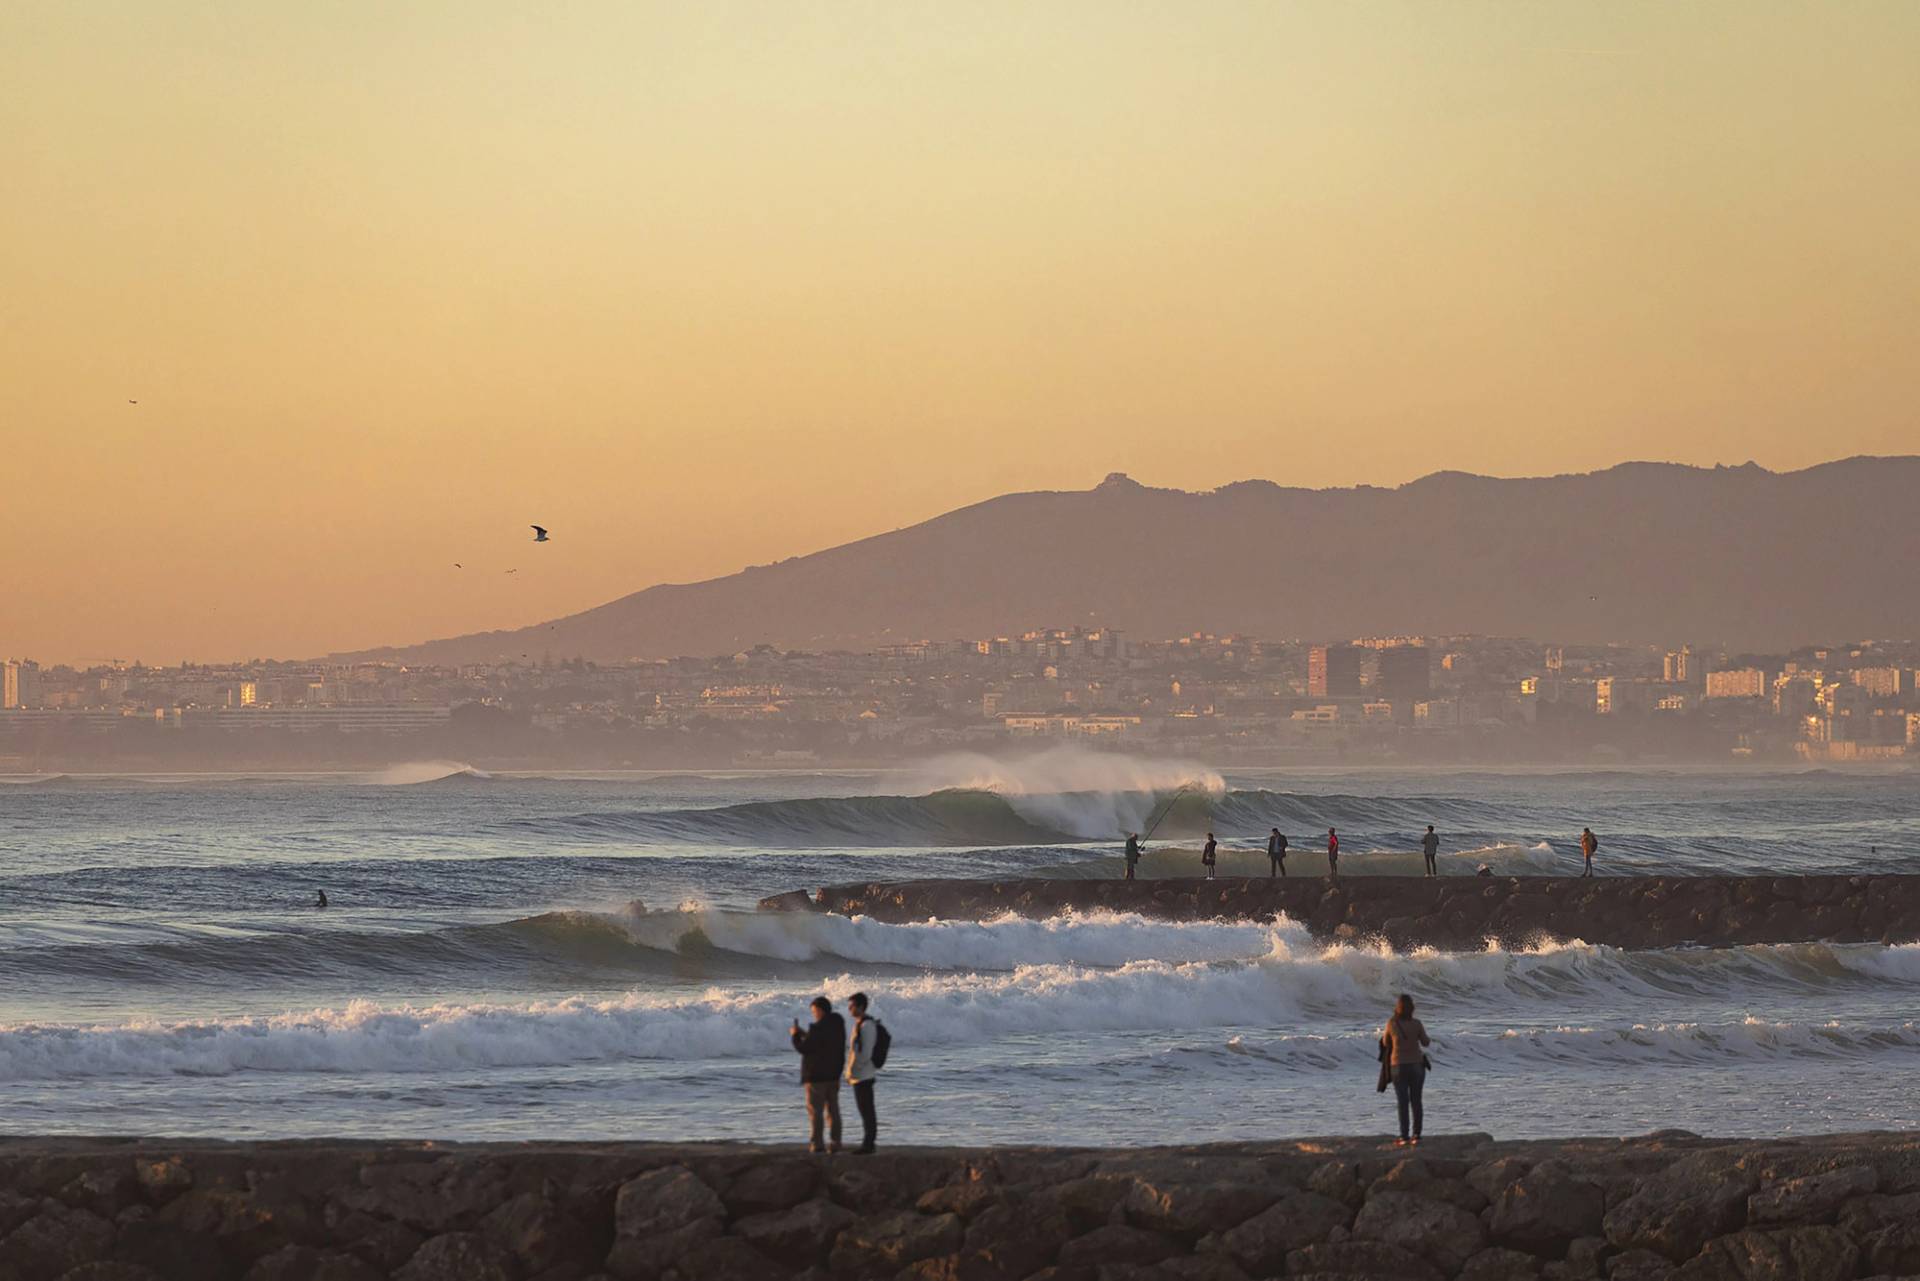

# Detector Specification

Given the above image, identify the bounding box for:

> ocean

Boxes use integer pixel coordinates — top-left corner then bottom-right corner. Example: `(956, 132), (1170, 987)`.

(3, 752), (1917, 1145)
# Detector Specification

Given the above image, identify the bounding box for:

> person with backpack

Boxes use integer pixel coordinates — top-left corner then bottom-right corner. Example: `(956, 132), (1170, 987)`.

(1267, 828), (1288, 878)
(1421, 825), (1440, 877)
(1579, 827), (1599, 877)
(791, 996), (846, 1153)
(1201, 831), (1218, 880)
(844, 991), (888, 1155)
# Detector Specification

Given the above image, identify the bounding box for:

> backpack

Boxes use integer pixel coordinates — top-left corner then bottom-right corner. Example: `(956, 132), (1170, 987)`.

(870, 1020), (891, 1070)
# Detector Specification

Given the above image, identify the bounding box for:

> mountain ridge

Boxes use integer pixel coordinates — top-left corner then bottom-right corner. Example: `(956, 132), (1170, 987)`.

(335, 457), (1920, 662)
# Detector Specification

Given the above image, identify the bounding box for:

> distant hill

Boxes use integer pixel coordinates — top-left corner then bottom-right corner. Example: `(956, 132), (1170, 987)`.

(337, 458), (1920, 662)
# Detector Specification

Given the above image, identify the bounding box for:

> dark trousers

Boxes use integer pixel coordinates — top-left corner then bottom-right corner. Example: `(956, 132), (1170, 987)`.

(805, 1079), (841, 1150)
(1125, 864), (1136, 880)
(1391, 1064), (1426, 1139)
(1424, 852), (1437, 876)
(852, 1079), (877, 1150)
(1270, 857), (1285, 878)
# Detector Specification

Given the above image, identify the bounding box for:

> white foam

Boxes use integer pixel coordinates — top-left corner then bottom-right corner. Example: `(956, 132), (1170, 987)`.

(368, 761), (491, 785)
(906, 747), (1224, 839)
(627, 908), (1308, 970)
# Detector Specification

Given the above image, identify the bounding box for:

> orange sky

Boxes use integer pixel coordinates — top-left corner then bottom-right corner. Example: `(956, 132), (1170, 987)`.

(3, 2), (1917, 664)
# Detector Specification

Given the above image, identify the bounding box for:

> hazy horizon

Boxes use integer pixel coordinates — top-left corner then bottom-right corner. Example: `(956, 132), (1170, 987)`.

(6, 2), (1920, 663)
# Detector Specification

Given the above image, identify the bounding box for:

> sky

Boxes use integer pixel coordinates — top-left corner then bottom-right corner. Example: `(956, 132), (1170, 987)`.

(3, 2), (1917, 665)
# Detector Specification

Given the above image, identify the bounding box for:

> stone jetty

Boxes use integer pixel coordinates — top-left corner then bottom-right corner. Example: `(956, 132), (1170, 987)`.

(759, 875), (1920, 951)
(5, 1130), (1920, 1280)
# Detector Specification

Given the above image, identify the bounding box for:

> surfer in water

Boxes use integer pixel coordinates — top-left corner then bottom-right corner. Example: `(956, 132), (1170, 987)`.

(1202, 832), (1218, 880)
(1124, 833), (1141, 881)
(1268, 828), (1287, 877)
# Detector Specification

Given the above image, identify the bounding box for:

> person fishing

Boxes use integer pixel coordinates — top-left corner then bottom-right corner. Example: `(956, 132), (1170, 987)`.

(1267, 828), (1288, 878)
(1124, 832), (1142, 881)
(1201, 831), (1218, 880)
(1579, 827), (1599, 877)
(1326, 828), (1340, 880)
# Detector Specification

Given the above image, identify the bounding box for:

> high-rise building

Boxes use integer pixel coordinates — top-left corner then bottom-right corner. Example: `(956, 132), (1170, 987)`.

(1663, 646), (1697, 684)
(1, 661), (18, 710)
(1378, 645), (1431, 702)
(1307, 644), (1362, 698)
(1705, 668), (1767, 699)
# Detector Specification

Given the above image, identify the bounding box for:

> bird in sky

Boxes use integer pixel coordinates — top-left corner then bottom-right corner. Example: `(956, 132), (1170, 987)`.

(505, 568), (518, 575)
(127, 399), (138, 405)
(531, 525), (550, 542)
(453, 563), (463, 569)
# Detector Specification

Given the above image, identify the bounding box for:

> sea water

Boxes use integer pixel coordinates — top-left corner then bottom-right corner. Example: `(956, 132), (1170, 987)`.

(2, 756), (1916, 1143)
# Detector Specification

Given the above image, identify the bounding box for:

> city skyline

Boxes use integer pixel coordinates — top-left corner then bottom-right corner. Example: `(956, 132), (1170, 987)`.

(6, 2), (1920, 663)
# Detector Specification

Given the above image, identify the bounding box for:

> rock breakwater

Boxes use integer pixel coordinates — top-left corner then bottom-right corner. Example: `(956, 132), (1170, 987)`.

(761, 875), (1920, 950)
(5, 1130), (1920, 1280)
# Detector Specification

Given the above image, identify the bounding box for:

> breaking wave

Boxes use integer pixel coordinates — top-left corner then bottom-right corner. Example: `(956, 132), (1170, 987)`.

(5, 909), (1917, 1079)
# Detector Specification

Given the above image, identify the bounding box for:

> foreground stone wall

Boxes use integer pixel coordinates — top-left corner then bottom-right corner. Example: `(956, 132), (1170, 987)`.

(4, 1131), (1920, 1281)
(762, 875), (1920, 950)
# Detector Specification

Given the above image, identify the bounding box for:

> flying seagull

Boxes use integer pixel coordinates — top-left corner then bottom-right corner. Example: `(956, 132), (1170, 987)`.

(453, 563), (462, 569)
(531, 525), (550, 542)
(128, 400), (138, 405)
(505, 568), (518, 574)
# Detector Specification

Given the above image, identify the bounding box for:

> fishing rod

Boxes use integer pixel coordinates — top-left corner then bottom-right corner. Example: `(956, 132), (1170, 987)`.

(1139, 782), (1195, 844)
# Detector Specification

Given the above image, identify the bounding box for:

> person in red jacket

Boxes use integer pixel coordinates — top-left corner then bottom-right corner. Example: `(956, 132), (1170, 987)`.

(1327, 828), (1340, 880)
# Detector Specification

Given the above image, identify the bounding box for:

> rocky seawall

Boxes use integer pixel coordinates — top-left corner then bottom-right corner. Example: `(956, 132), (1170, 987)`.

(759, 875), (1920, 950)
(4, 1131), (1920, 1281)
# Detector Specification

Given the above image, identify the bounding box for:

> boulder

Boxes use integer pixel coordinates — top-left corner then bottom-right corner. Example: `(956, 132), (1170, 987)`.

(1055, 1224), (1178, 1269)
(394, 1232), (519, 1281)
(826, 1210), (963, 1277)
(604, 1218), (717, 1281)
(1200, 1191), (1352, 1275)
(957, 1199), (1077, 1280)
(241, 1245), (383, 1281)
(1, 1204), (116, 1278)
(1122, 1179), (1278, 1236)
(1675, 1226), (1858, 1281)
(1861, 1220), (1920, 1278)
(484, 1193), (577, 1272)
(1461, 1246), (1544, 1280)
(1285, 1239), (1444, 1281)
(1603, 1164), (1754, 1261)
(344, 1161), (507, 1234)
(915, 1182), (1000, 1219)
(662, 1236), (787, 1281)
(721, 1162), (818, 1217)
(730, 1199), (854, 1264)
(1606, 1249), (1679, 1280)
(1489, 1162), (1607, 1254)
(1352, 1188), (1486, 1271)
(612, 1167), (723, 1241)
(1746, 1166), (1876, 1225)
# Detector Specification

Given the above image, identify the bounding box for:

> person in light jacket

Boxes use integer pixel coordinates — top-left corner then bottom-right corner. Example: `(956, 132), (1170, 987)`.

(1382, 993), (1432, 1147)
(845, 992), (881, 1155)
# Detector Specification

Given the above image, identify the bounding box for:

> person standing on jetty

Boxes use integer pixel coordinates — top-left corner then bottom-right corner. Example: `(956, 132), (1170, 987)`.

(845, 992), (882, 1155)
(1268, 827), (1288, 877)
(1421, 825), (1440, 877)
(1579, 827), (1599, 877)
(1326, 828), (1340, 879)
(1124, 832), (1141, 880)
(1202, 831), (1218, 879)
(791, 997), (846, 1153)
(1382, 993), (1431, 1147)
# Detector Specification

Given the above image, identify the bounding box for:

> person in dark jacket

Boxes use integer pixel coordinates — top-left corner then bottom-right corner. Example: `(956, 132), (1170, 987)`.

(1267, 828), (1288, 878)
(1202, 832), (1218, 880)
(791, 997), (846, 1153)
(1124, 833), (1141, 881)
(1421, 825), (1440, 877)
